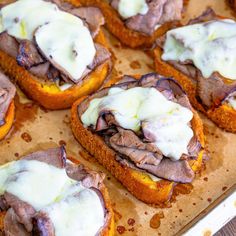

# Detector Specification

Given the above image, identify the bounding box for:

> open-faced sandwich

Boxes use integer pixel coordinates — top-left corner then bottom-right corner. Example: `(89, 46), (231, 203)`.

(78, 0), (185, 48)
(0, 0), (111, 110)
(71, 73), (206, 204)
(0, 71), (16, 140)
(0, 146), (114, 235)
(154, 9), (236, 132)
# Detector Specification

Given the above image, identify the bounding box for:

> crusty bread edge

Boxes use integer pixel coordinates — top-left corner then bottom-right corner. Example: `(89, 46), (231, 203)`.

(154, 46), (236, 133)
(0, 101), (15, 140)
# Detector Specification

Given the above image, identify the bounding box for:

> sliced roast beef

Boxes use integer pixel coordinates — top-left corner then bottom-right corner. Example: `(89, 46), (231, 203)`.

(29, 62), (50, 79)
(23, 146), (67, 169)
(188, 7), (218, 24)
(4, 192), (36, 232)
(137, 158), (194, 183)
(66, 162), (105, 188)
(0, 195), (8, 211)
(33, 212), (55, 236)
(196, 72), (236, 109)
(0, 72), (16, 126)
(109, 128), (163, 166)
(0, 32), (19, 58)
(70, 7), (105, 38)
(4, 208), (31, 236)
(16, 40), (44, 69)
(111, 0), (183, 35)
(187, 136), (202, 158)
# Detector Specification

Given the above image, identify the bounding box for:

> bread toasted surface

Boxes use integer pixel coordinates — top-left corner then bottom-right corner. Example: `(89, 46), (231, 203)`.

(154, 47), (236, 133)
(71, 75), (205, 204)
(0, 101), (15, 140)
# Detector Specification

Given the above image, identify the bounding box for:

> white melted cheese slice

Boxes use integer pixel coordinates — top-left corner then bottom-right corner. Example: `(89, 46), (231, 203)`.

(1, 0), (60, 40)
(118, 0), (149, 19)
(35, 14), (96, 82)
(82, 87), (193, 160)
(43, 189), (104, 236)
(0, 159), (104, 235)
(162, 19), (236, 80)
(0, 0), (96, 82)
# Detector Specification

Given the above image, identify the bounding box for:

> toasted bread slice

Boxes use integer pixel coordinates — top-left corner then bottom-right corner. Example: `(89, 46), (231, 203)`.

(71, 75), (205, 204)
(0, 101), (15, 140)
(154, 47), (236, 133)
(0, 27), (111, 110)
(0, 154), (114, 236)
(74, 0), (182, 48)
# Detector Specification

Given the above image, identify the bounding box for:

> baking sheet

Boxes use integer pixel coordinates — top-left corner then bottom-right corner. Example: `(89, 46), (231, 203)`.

(0, 0), (236, 235)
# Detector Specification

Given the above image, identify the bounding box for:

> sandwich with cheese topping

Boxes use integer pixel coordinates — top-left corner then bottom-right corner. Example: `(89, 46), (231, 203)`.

(0, 0), (111, 109)
(154, 9), (236, 132)
(78, 0), (185, 48)
(0, 146), (114, 235)
(0, 71), (16, 140)
(71, 73), (206, 204)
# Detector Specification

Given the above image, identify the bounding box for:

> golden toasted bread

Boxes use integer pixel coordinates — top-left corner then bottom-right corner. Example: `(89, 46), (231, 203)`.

(0, 101), (15, 140)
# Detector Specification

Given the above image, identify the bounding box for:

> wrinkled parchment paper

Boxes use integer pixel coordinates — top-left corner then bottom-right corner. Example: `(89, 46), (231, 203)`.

(0, 0), (235, 235)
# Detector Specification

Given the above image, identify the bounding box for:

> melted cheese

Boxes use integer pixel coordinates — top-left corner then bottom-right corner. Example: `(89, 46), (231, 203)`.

(1, 0), (60, 40)
(0, 0), (96, 82)
(44, 189), (104, 236)
(0, 159), (104, 235)
(162, 20), (236, 80)
(118, 0), (149, 19)
(82, 87), (193, 160)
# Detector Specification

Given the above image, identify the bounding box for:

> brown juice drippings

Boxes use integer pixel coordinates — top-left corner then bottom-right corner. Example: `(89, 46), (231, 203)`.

(21, 132), (32, 143)
(149, 211), (164, 229)
(171, 183), (194, 203)
(129, 60), (141, 70)
(6, 95), (38, 138)
(127, 218), (135, 226)
(117, 226), (126, 234)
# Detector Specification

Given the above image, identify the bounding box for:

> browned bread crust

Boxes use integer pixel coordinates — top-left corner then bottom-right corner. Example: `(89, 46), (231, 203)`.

(154, 47), (236, 133)
(71, 76), (205, 204)
(0, 101), (15, 140)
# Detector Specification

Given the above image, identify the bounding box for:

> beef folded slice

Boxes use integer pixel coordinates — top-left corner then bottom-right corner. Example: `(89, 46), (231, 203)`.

(71, 73), (206, 204)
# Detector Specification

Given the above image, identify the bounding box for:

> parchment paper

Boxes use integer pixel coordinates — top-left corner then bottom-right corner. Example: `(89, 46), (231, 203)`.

(0, 0), (235, 235)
